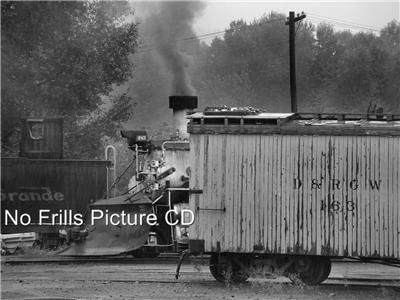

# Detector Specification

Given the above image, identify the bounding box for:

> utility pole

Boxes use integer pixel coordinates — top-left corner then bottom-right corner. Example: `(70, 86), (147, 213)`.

(285, 11), (306, 113)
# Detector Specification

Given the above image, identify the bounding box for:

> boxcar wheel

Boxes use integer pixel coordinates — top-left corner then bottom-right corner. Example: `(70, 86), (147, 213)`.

(209, 254), (249, 283)
(289, 257), (331, 285)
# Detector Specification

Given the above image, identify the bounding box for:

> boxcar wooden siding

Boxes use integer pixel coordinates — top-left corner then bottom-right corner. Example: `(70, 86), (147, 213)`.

(189, 134), (400, 259)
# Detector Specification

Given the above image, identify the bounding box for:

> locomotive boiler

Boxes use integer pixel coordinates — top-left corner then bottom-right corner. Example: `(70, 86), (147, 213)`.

(59, 95), (198, 256)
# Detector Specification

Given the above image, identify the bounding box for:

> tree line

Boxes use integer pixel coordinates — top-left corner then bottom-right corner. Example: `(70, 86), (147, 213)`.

(193, 13), (400, 114)
(2, 3), (399, 161)
(129, 12), (399, 136)
(1, 1), (137, 158)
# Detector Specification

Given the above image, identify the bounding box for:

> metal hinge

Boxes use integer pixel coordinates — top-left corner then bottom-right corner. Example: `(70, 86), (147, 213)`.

(189, 189), (203, 194)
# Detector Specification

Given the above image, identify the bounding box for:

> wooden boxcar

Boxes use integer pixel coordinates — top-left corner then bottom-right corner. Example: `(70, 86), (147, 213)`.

(187, 112), (400, 284)
(1, 158), (110, 234)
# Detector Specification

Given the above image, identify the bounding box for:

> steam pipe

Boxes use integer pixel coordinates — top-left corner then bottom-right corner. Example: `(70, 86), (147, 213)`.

(105, 145), (117, 198)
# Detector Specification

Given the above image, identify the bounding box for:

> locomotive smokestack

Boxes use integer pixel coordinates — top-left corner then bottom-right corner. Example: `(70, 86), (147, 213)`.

(169, 96), (198, 139)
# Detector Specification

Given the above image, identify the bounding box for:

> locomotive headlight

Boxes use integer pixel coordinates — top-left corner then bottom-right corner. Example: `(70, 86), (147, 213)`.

(150, 160), (160, 168)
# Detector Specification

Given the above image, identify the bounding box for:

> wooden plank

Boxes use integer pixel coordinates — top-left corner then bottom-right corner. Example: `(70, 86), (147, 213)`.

(355, 136), (361, 255)
(366, 136), (372, 256)
(391, 137), (398, 257)
(385, 136), (390, 257)
(198, 135), (206, 241)
(224, 135), (232, 251)
(292, 136), (299, 252)
(328, 137), (334, 254)
(212, 135), (219, 248)
(284, 136), (290, 253)
(281, 136), (287, 253)
(262, 136), (268, 250)
(299, 136), (305, 252)
(273, 135), (279, 252)
(372, 137), (379, 256)
(288, 136), (295, 252)
(260, 136), (267, 250)
(360, 136), (365, 256)
(346, 136), (353, 256)
(243, 136), (249, 251)
(324, 136), (330, 254)
(397, 138), (400, 258)
(189, 135), (198, 240)
(394, 136), (399, 258)
(266, 136), (273, 251)
(380, 137), (386, 257)
(317, 136), (323, 254)
(302, 136), (308, 252)
(236, 135), (242, 250)
(252, 136), (260, 250)
(192, 134), (201, 241)
(213, 135), (222, 247)
(345, 136), (351, 256)
(307, 136), (313, 252)
(338, 136), (344, 256)
(315, 136), (321, 255)
(253, 136), (260, 249)
(247, 136), (252, 252)
(247, 136), (254, 252)
(252, 136), (257, 250)
(202, 135), (210, 249)
(278, 135), (283, 252)
(270, 136), (275, 252)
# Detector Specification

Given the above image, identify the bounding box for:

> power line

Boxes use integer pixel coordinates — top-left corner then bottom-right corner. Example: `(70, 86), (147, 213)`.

(182, 29), (228, 41)
(136, 12), (382, 55)
(307, 12), (380, 30)
(305, 12), (380, 33)
(308, 16), (380, 33)
(136, 17), (283, 53)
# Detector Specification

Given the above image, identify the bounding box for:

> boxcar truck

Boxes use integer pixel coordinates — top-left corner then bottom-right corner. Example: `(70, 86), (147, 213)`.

(187, 110), (400, 285)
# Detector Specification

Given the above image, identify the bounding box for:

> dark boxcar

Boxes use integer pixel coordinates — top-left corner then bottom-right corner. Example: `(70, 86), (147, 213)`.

(1, 157), (110, 233)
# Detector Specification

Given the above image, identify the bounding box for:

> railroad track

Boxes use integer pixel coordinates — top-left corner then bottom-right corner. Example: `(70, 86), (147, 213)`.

(3, 254), (399, 267)
(2, 274), (399, 288)
(3, 257), (400, 288)
(1, 253), (207, 264)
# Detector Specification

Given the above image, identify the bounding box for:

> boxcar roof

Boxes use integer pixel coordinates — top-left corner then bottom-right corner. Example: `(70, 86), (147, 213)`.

(189, 112), (294, 119)
(187, 112), (400, 136)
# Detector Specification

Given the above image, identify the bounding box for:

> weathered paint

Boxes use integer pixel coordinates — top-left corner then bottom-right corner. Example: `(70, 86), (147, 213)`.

(1, 158), (110, 233)
(189, 134), (400, 259)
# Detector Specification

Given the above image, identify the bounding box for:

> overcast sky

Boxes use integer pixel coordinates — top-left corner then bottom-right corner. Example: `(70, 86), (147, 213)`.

(191, 1), (399, 36)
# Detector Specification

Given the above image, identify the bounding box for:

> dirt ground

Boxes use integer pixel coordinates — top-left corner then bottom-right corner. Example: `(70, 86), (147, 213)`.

(1, 260), (399, 300)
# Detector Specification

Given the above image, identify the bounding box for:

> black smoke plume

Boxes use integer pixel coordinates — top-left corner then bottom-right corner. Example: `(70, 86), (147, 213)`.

(139, 2), (205, 95)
